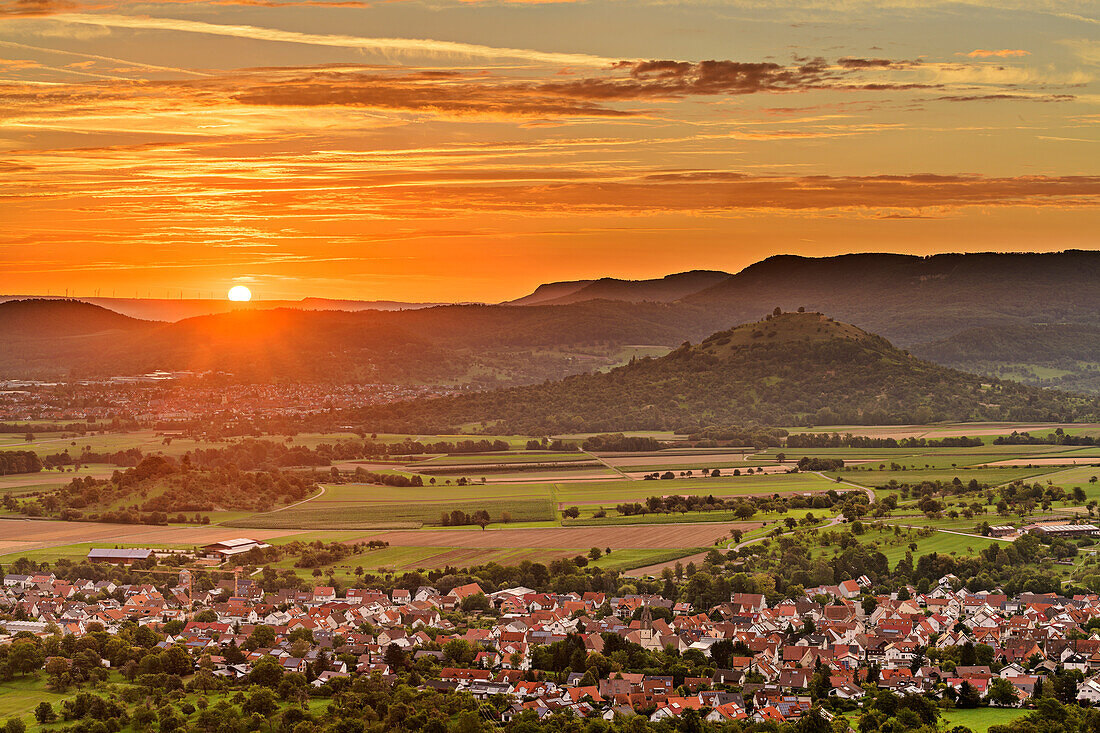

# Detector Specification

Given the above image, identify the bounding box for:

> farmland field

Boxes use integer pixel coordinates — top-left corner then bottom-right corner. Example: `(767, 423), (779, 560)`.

(221, 471), (847, 530)
(829, 467), (1053, 490)
(418, 451), (590, 466)
(0, 463), (115, 494)
(7, 422), (1100, 582)
(0, 517), (302, 557)
(229, 496), (556, 529)
(368, 522), (758, 549)
(785, 422), (1100, 441)
(600, 451), (753, 468)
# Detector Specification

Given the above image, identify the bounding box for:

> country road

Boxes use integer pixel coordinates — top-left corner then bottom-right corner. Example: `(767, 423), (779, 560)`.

(813, 471), (876, 502)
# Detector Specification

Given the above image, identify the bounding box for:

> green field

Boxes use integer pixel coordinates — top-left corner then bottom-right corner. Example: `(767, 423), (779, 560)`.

(8, 424), (1100, 580)
(227, 495), (556, 530)
(419, 451), (590, 466)
(215, 471), (846, 530)
(0, 464), (115, 494)
(0, 430), (213, 458)
(1031, 465), (1100, 500)
(830, 467), (1053, 491)
(555, 472), (839, 504)
(270, 543), (690, 578)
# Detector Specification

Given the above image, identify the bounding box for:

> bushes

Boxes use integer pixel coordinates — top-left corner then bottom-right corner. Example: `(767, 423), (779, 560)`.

(797, 457), (845, 471)
(581, 434), (663, 452)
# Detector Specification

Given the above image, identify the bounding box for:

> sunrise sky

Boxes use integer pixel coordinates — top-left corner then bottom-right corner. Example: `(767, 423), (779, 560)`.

(1, 0), (1097, 302)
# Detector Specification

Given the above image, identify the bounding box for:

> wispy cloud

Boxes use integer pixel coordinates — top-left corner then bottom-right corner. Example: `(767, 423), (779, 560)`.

(0, 39), (213, 76)
(960, 49), (1032, 58)
(43, 13), (617, 66)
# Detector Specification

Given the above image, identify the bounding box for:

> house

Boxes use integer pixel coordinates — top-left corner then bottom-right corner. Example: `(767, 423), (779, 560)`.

(1078, 677), (1100, 704)
(450, 583), (484, 600)
(838, 580), (860, 599)
(312, 587), (336, 604)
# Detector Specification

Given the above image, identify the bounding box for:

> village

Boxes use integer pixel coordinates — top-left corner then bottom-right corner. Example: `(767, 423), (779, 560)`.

(3, 548), (1100, 728)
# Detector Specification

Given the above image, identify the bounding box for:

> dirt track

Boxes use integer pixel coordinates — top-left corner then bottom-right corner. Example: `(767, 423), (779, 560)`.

(369, 521), (761, 550)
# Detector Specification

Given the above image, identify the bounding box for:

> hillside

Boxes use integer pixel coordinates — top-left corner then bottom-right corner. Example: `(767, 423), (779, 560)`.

(686, 251), (1100, 345)
(358, 312), (1100, 433)
(518, 270), (730, 306)
(0, 298), (151, 338)
(9, 251), (1100, 386)
(506, 280), (594, 306)
(0, 299), (717, 385)
(913, 324), (1100, 394)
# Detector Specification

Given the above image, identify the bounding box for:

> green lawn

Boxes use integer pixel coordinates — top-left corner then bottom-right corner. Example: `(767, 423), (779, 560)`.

(0, 674), (95, 730)
(835, 524), (1003, 565)
(940, 707), (1026, 733)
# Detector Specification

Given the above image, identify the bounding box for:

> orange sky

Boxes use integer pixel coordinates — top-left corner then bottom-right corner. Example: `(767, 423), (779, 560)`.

(0, 0), (1097, 302)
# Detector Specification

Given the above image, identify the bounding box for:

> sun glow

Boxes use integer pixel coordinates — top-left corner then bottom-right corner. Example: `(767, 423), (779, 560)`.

(227, 285), (252, 302)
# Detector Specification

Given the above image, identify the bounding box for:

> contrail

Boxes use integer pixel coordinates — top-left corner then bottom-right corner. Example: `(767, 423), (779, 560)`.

(0, 39), (213, 76)
(46, 13), (616, 67)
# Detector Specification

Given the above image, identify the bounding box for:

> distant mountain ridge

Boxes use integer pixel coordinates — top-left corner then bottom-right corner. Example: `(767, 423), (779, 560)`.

(0, 295), (444, 323)
(6, 250), (1100, 389)
(359, 312), (1100, 433)
(684, 250), (1100, 345)
(505, 280), (595, 306)
(0, 300), (718, 384)
(508, 270), (730, 306)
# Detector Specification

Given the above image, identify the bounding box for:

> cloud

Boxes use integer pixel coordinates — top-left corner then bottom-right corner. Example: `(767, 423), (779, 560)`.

(0, 55), (940, 126)
(0, 0), (77, 16)
(537, 58), (841, 100)
(0, 0), (371, 12)
(393, 172), (1100, 215)
(960, 49), (1031, 58)
(1058, 39), (1100, 66)
(934, 93), (1075, 102)
(0, 67), (646, 120)
(229, 70), (640, 117)
(42, 13), (617, 66)
(837, 57), (910, 68)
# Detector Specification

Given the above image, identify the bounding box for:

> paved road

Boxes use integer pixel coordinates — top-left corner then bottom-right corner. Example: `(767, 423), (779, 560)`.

(813, 471), (876, 502)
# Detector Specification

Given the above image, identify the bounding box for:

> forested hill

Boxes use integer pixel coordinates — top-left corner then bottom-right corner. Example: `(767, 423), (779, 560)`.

(685, 250), (1100, 345)
(358, 312), (1100, 433)
(0, 298), (150, 338)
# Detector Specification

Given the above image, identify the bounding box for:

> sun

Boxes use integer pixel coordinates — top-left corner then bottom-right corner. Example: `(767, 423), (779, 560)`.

(227, 285), (252, 302)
